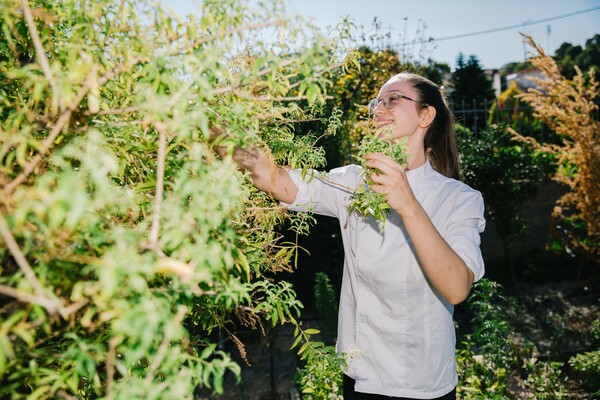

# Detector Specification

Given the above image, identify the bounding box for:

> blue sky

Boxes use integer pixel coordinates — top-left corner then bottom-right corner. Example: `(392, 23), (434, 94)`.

(166, 0), (600, 69)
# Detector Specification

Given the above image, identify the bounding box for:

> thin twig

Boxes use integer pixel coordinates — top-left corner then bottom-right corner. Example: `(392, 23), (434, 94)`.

(89, 119), (145, 129)
(145, 305), (187, 383)
(105, 335), (120, 393)
(213, 60), (297, 96)
(302, 172), (356, 194)
(57, 390), (77, 400)
(3, 108), (72, 194)
(84, 106), (140, 116)
(287, 60), (346, 91)
(149, 122), (168, 249)
(176, 20), (285, 55)
(62, 298), (90, 317)
(21, 0), (55, 88)
(0, 283), (57, 314)
(231, 91), (306, 102)
(3, 66), (99, 194)
(103, 0), (126, 43)
(0, 214), (46, 298)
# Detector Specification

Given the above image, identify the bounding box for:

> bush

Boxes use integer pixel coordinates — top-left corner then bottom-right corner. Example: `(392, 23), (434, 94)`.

(569, 319), (600, 393)
(0, 0), (353, 398)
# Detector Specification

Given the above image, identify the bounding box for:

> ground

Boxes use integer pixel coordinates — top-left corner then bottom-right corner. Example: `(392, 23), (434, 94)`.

(196, 278), (599, 400)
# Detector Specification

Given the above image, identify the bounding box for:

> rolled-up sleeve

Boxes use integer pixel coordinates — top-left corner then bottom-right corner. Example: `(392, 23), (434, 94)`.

(445, 190), (486, 282)
(280, 166), (359, 219)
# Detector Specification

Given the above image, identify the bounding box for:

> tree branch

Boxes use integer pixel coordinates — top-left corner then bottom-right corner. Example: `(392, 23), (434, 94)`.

(176, 20), (285, 55)
(0, 214), (47, 298)
(3, 110), (73, 194)
(2, 65), (102, 195)
(145, 305), (187, 383)
(0, 283), (57, 314)
(21, 0), (55, 88)
(105, 335), (121, 394)
(149, 122), (168, 249)
(84, 106), (141, 116)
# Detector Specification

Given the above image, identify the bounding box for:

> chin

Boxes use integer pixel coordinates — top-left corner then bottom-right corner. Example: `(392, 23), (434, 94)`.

(376, 125), (397, 140)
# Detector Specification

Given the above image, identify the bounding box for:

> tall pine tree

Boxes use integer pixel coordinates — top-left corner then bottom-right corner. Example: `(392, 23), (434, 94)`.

(450, 53), (496, 133)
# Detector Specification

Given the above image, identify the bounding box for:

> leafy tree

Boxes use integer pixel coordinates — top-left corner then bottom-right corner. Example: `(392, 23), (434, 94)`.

(0, 0), (352, 398)
(450, 53), (496, 133)
(553, 34), (600, 79)
(457, 124), (552, 286)
(500, 60), (534, 76)
(419, 59), (451, 87)
(513, 35), (600, 265)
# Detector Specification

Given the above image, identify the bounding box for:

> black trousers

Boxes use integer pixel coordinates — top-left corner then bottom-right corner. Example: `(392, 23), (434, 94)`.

(343, 375), (456, 400)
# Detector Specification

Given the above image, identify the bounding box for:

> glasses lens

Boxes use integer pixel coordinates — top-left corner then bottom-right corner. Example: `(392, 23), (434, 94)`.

(383, 93), (400, 109)
(367, 98), (378, 114)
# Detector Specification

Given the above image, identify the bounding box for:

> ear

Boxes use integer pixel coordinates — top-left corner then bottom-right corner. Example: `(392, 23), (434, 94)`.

(419, 106), (436, 128)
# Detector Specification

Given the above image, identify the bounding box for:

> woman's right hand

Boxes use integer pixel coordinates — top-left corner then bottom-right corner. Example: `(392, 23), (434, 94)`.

(209, 126), (298, 204)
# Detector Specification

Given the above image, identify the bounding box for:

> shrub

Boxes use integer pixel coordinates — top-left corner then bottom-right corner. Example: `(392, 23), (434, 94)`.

(0, 0), (353, 398)
(512, 35), (600, 264)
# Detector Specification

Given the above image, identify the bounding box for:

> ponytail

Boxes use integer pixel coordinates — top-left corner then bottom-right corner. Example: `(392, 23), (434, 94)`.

(393, 73), (460, 180)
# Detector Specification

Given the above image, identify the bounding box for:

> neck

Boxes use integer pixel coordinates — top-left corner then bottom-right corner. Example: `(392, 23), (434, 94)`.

(405, 133), (426, 171)
(407, 150), (426, 171)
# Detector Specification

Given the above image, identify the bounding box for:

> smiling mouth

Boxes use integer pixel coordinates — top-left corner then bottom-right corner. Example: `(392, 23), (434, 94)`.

(375, 121), (393, 129)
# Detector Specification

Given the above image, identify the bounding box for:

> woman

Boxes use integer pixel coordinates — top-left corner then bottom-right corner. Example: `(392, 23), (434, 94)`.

(219, 72), (485, 400)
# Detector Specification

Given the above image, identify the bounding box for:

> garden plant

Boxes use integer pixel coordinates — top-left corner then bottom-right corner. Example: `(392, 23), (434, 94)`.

(1, 1), (598, 399)
(0, 0), (354, 398)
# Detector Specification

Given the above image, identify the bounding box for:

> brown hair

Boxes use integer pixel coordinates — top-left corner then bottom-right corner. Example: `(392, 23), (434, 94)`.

(393, 72), (460, 180)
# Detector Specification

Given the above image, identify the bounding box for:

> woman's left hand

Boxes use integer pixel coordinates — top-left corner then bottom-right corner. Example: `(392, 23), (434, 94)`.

(363, 153), (417, 217)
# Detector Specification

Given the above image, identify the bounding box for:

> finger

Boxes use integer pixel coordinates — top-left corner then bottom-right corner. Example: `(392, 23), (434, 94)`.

(363, 152), (394, 164)
(363, 153), (405, 172)
(364, 158), (403, 175)
(370, 171), (393, 185)
(369, 183), (386, 194)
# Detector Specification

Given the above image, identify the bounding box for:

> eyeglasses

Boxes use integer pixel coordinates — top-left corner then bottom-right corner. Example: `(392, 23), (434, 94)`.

(367, 91), (427, 115)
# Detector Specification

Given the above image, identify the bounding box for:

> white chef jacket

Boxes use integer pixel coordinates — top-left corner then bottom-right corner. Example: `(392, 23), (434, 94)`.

(282, 160), (485, 399)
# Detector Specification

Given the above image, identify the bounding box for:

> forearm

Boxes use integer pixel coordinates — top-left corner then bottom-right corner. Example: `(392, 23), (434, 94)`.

(399, 200), (474, 305)
(212, 140), (298, 204)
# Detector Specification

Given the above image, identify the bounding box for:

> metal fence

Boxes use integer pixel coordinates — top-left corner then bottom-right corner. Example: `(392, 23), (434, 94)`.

(448, 98), (556, 143)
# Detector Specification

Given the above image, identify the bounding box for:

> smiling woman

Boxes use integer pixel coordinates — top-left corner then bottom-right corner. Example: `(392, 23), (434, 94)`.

(221, 71), (486, 399)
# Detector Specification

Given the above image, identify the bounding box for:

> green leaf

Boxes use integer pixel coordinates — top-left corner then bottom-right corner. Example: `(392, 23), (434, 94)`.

(303, 328), (320, 335)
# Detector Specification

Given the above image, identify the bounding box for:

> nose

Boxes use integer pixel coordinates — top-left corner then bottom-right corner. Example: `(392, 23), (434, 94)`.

(373, 100), (385, 116)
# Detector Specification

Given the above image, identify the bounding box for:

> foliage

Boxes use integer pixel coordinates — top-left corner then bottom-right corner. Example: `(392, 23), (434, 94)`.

(487, 81), (549, 142)
(347, 127), (408, 225)
(456, 342), (510, 400)
(449, 53), (496, 132)
(553, 34), (600, 80)
(467, 279), (516, 371)
(313, 272), (338, 342)
(457, 279), (571, 399)
(512, 35), (600, 264)
(501, 60), (535, 76)
(0, 0), (355, 398)
(457, 279), (515, 399)
(293, 327), (345, 400)
(457, 124), (553, 284)
(569, 349), (600, 393)
(569, 319), (600, 393)
(521, 345), (568, 400)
